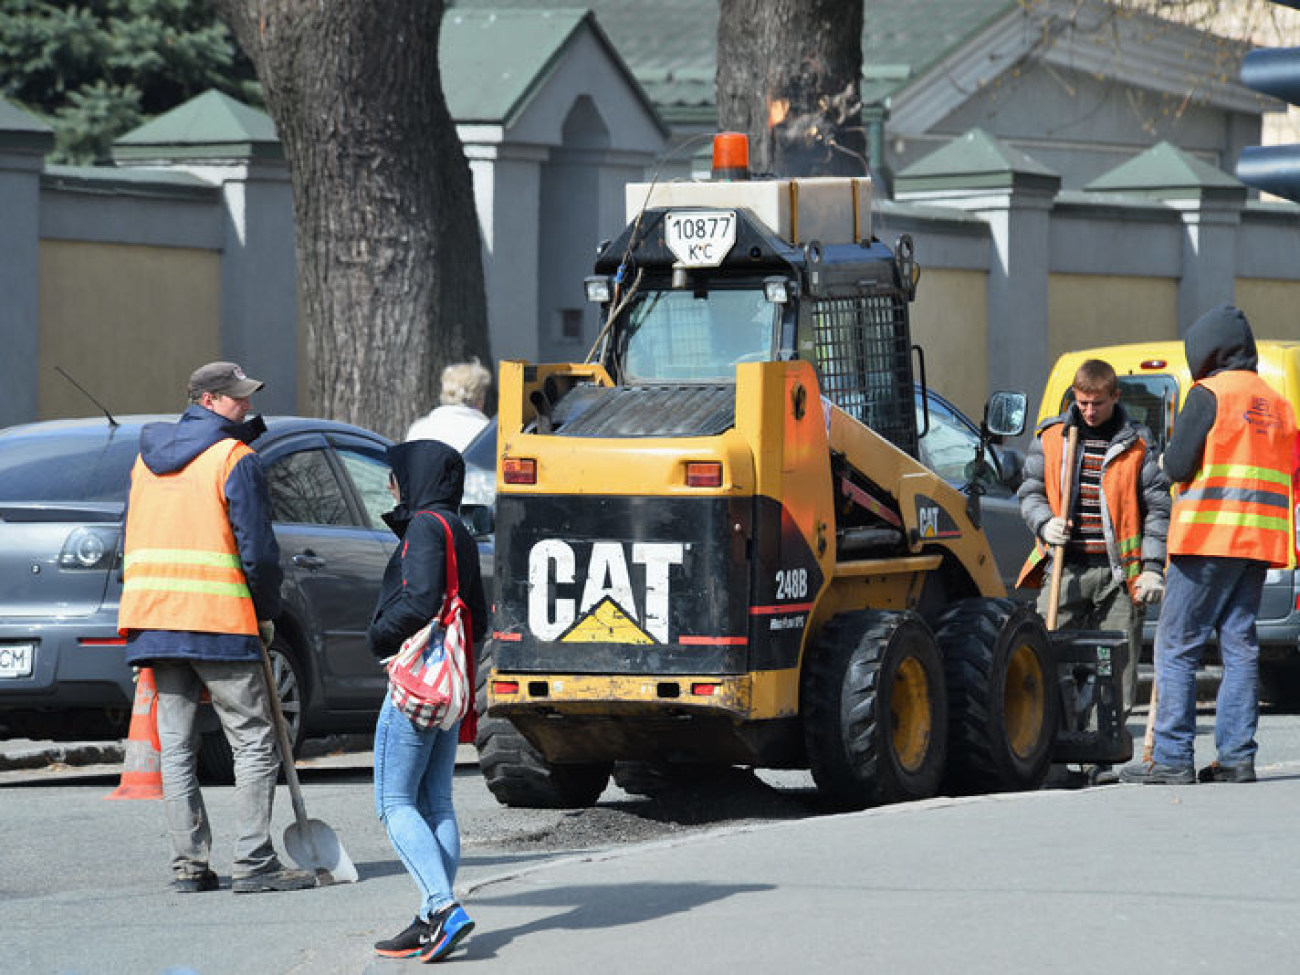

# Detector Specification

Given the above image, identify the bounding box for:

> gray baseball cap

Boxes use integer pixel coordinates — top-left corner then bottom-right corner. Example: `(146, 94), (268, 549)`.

(187, 361), (264, 399)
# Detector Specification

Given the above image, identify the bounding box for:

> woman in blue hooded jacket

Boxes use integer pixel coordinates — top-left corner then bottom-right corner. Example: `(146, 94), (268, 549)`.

(369, 439), (487, 962)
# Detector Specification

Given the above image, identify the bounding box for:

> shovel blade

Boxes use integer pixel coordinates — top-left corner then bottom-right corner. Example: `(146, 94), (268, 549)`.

(285, 818), (359, 885)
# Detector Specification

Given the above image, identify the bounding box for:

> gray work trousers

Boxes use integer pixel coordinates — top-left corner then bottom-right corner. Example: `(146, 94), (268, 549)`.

(153, 659), (281, 880)
(1036, 559), (1144, 721)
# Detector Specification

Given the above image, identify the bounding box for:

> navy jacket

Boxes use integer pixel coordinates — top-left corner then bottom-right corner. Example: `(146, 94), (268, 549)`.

(124, 405), (283, 665)
(369, 440), (488, 661)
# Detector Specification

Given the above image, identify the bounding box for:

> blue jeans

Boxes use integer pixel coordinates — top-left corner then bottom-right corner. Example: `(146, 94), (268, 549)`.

(374, 695), (461, 919)
(1153, 555), (1267, 769)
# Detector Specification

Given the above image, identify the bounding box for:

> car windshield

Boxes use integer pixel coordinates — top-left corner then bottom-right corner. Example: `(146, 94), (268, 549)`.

(621, 288), (775, 382)
(0, 427), (142, 502)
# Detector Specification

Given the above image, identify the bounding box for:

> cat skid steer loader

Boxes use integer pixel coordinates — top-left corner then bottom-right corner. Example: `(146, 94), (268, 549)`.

(476, 134), (1127, 809)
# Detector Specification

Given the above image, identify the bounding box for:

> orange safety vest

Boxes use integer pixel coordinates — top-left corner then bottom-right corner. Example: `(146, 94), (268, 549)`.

(1167, 371), (1295, 567)
(117, 438), (259, 636)
(1016, 420), (1149, 595)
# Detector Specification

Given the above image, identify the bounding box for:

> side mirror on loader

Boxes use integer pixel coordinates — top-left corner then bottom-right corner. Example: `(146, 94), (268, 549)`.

(984, 390), (1028, 438)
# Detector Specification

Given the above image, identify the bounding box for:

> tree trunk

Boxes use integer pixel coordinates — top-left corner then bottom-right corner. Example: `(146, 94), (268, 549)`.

(209, 0), (490, 438)
(716, 0), (865, 177)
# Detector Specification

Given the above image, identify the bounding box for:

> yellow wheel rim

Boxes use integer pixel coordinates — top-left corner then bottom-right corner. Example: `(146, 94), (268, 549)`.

(891, 656), (932, 773)
(1004, 643), (1045, 759)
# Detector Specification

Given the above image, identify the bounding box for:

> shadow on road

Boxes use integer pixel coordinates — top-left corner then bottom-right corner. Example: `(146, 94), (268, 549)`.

(463, 880), (776, 959)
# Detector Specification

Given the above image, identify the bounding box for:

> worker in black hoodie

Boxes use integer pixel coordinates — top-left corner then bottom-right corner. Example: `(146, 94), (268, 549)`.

(1121, 306), (1296, 786)
(369, 440), (487, 962)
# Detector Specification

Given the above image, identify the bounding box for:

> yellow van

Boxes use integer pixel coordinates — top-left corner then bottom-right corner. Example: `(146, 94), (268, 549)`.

(1036, 340), (1300, 700)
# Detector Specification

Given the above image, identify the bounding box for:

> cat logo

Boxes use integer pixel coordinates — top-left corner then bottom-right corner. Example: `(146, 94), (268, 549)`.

(915, 497), (960, 539)
(527, 540), (685, 644)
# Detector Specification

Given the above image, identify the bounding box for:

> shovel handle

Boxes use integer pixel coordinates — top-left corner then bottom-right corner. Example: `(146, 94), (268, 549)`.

(1142, 678), (1158, 764)
(258, 643), (315, 840)
(1044, 424), (1079, 632)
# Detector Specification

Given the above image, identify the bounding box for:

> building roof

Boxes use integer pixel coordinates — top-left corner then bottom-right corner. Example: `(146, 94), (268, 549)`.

(447, 0), (1262, 131)
(443, 8), (661, 129)
(448, 0), (1015, 122)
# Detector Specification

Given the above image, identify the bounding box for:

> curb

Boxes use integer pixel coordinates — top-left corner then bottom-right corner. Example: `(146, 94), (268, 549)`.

(0, 742), (125, 771)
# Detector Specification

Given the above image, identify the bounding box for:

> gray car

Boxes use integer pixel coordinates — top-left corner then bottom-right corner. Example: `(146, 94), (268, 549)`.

(0, 414), (401, 776)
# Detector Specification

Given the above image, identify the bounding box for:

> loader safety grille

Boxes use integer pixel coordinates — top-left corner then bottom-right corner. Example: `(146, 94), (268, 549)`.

(811, 293), (917, 457)
(555, 384), (735, 438)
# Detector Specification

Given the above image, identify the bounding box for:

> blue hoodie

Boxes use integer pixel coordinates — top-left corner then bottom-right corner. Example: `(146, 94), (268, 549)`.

(124, 405), (283, 665)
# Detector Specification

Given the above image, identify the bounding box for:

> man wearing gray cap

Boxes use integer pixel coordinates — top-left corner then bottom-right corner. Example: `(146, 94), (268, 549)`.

(118, 361), (314, 894)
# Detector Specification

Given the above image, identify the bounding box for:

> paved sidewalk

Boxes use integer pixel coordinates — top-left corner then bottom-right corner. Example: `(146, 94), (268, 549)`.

(403, 762), (1300, 974)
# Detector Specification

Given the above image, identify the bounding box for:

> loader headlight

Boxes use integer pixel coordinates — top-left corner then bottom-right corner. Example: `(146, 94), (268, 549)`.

(763, 277), (790, 304)
(584, 276), (611, 303)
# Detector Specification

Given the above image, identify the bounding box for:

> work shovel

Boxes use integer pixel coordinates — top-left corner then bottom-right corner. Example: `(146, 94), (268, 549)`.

(258, 641), (359, 885)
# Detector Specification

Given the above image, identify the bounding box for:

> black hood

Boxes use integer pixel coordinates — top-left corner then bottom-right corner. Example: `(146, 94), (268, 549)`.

(1185, 305), (1258, 381)
(387, 439), (464, 515)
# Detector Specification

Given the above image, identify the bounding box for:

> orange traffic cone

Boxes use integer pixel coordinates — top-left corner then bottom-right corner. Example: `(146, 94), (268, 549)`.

(105, 666), (164, 800)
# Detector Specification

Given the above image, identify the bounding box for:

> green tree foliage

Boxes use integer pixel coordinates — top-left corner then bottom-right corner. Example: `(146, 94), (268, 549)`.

(0, 0), (260, 163)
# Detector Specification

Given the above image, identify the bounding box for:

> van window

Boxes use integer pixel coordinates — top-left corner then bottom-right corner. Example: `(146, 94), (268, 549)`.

(1059, 375), (1179, 451)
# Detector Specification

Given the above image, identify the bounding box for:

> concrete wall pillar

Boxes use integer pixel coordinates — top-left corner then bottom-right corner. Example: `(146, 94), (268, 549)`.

(1172, 198), (1243, 334)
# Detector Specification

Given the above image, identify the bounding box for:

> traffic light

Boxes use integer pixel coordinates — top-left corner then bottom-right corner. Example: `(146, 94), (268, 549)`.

(1237, 2), (1300, 202)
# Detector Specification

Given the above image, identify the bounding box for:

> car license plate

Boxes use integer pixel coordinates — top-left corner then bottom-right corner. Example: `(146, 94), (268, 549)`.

(664, 209), (736, 268)
(0, 643), (34, 679)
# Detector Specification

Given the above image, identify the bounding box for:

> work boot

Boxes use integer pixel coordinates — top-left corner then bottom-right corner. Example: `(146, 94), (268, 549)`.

(420, 902), (474, 963)
(1197, 761), (1256, 783)
(171, 868), (219, 893)
(374, 916), (430, 959)
(231, 864), (317, 893)
(1118, 760), (1195, 785)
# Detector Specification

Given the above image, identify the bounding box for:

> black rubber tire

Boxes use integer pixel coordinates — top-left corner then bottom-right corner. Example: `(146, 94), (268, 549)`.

(936, 597), (1057, 794)
(473, 643), (611, 808)
(802, 610), (948, 810)
(196, 636), (306, 786)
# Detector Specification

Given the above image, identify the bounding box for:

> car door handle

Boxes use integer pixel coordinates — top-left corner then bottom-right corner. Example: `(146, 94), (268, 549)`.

(293, 552), (326, 570)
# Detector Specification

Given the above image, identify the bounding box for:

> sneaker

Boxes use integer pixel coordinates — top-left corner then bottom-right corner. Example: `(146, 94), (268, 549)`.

(374, 916), (430, 959)
(231, 865), (317, 893)
(172, 869), (219, 893)
(1118, 760), (1195, 785)
(420, 903), (474, 963)
(1198, 761), (1256, 783)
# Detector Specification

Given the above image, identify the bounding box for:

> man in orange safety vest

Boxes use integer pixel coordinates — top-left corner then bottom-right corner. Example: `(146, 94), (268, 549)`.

(1121, 307), (1297, 786)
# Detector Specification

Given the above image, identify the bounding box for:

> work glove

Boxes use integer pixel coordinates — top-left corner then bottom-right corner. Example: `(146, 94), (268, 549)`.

(1040, 516), (1070, 547)
(258, 620), (275, 647)
(1133, 570), (1164, 605)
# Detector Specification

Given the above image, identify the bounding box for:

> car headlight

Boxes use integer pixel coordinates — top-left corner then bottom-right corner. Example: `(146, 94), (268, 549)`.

(58, 526), (121, 570)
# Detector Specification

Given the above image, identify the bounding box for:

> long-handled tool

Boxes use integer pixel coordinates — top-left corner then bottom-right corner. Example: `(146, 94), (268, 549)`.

(1044, 424), (1079, 632)
(1141, 680), (1158, 763)
(258, 641), (358, 885)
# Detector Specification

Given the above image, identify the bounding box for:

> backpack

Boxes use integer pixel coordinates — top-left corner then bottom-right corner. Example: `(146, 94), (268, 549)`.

(385, 511), (471, 731)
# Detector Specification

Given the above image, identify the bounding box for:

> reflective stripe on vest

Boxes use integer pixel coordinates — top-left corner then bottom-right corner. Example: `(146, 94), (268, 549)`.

(117, 438), (259, 636)
(1016, 420), (1148, 594)
(1167, 371), (1295, 566)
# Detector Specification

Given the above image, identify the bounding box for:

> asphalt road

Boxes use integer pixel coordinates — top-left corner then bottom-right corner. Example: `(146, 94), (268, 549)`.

(5, 706), (1300, 974)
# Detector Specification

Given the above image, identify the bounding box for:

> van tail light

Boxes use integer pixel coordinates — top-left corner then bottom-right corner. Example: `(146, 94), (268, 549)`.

(502, 457), (536, 485)
(685, 462), (723, 488)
